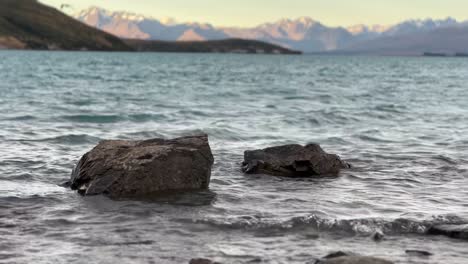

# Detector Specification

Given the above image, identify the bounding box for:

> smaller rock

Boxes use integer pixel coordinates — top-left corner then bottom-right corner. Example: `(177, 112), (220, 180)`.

(405, 250), (433, 257)
(427, 224), (468, 240)
(242, 143), (350, 177)
(189, 258), (220, 264)
(316, 256), (394, 264)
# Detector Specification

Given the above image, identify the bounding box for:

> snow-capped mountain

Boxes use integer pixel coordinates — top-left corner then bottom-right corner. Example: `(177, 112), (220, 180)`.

(72, 7), (468, 53)
(346, 24), (390, 36)
(222, 17), (355, 51)
(73, 7), (228, 41)
(342, 26), (468, 55)
(382, 17), (459, 36)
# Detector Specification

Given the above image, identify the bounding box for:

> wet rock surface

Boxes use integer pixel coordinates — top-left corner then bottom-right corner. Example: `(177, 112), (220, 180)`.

(427, 224), (468, 240)
(68, 134), (214, 198)
(242, 143), (350, 177)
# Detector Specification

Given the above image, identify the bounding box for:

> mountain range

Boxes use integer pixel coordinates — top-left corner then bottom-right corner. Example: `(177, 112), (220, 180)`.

(74, 7), (468, 54)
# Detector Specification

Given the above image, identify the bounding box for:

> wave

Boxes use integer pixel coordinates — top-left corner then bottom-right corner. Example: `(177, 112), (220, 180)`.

(432, 155), (458, 165)
(48, 134), (101, 144)
(121, 131), (166, 140)
(309, 109), (361, 124)
(18, 134), (101, 145)
(357, 135), (396, 143)
(61, 114), (122, 123)
(374, 104), (407, 114)
(59, 113), (169, 124)
(0, 194), (63, 206)
(4, 115), (37, 121)
(196, 214), (467, 236)
(128, 113), (167, 122)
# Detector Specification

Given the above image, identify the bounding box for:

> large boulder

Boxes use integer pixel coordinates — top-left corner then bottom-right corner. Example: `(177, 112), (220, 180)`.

(68, 134), (214, 198)
(427, 224), (468, 240)
(242, 144), (350, 177)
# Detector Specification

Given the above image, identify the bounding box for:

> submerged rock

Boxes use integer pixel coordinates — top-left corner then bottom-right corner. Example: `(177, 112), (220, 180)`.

(427, 224), (468, 240)
(242, 143), (350, 177)
(323, 251), (356, 259)
(372, 230), (385, 241)
(189, 259), (221, 264)
(316, 252), (393, 264)
(316, 256), (394, 264)
(405, 250), (433, 257)
(69, 134), (214, 198)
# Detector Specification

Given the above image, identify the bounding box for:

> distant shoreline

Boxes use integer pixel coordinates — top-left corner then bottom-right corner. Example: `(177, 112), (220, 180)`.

(305, 51), (468, 57)
(0, 36), (301, 55)
(3, 47), (468, 58)
(123, 38), (301, 55)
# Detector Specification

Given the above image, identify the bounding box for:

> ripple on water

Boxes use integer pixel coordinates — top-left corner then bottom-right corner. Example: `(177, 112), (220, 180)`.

(60, 114), (123, 123)
(0, 181), (68, 198)
(28, 134), (102, 145)
(4, 115), (38, 121)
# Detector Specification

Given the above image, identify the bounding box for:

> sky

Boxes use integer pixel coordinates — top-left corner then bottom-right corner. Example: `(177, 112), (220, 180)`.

(41, 0), (468, 27)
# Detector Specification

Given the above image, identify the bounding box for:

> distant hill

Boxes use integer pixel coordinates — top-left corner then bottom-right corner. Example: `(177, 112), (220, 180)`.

(338, 26), (468, 55)
(74, 6), (468, 54)
(124, 38), (301, 54)
(0, 0), (131, 51)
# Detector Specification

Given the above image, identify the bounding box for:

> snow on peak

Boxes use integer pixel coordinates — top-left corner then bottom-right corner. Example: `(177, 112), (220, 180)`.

(73, 6), (177, 25)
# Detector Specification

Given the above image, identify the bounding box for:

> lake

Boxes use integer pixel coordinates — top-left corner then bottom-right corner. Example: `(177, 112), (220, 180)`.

(1, 51), (467, 263)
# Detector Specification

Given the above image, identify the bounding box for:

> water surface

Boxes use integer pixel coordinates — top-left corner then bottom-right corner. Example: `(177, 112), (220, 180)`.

(1, 51), (468, 263)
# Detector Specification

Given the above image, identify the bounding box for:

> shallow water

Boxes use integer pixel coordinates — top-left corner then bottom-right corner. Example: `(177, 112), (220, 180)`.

(1, 51), (468, 264)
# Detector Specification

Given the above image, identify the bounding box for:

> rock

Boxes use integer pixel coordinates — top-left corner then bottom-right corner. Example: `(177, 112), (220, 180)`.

(69, 134), (214, 198)
(316, 252), (393, 264)
(405, 250), (433, 257)
(189, 259), (220, 264)
(323, 251), (355, 259)
(316, 256), (394, 264)
(372, 230), (385, 241)
(427, 224), (468, 240)
(242, 143), (350, 177)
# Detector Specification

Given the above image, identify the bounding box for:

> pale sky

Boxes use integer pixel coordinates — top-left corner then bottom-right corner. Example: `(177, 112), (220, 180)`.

(41, 0), (468, 27)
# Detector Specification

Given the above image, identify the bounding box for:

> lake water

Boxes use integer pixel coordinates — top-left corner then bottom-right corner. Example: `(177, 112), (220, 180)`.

(1, 51), (467, 264)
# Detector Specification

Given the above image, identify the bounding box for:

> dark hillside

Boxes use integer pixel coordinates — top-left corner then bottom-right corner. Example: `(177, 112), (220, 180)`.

(0, 0), (132, 50)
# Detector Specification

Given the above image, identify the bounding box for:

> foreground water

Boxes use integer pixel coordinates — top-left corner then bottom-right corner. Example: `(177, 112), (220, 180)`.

(1, 51), (467, 264)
